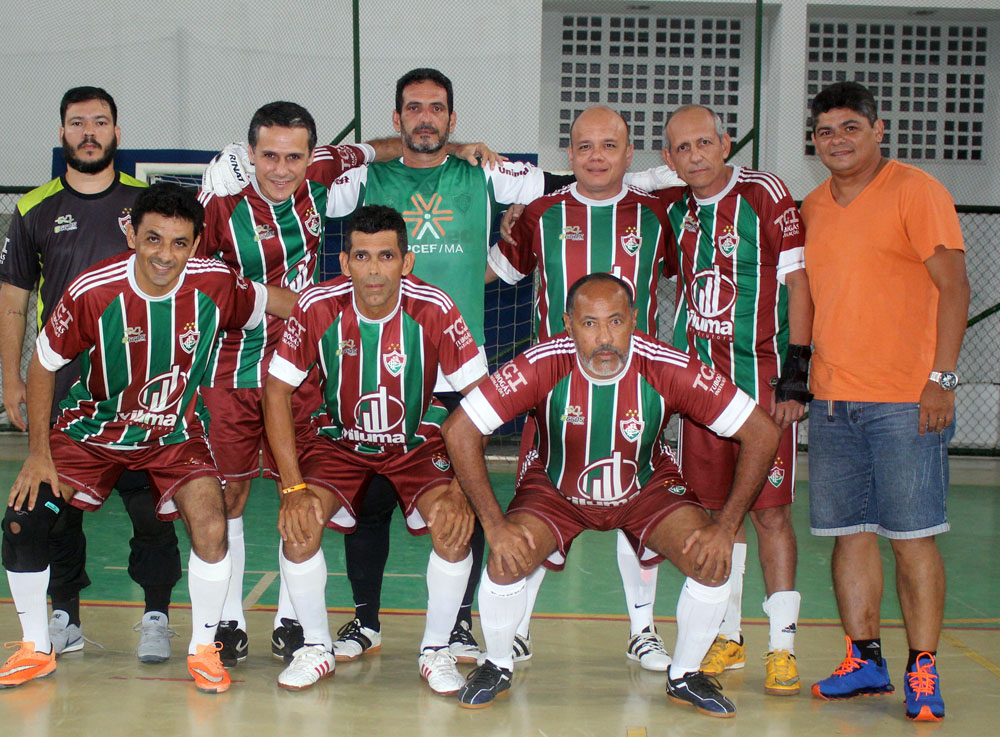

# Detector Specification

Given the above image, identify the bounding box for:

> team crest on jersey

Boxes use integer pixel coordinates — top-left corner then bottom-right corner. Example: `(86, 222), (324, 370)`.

(768, 458), (785, 487)
(667, 484), (687, 496)
(337, 339), (357, 357)
(576, 452), (638, 506)
(682, 213), (699, 233)
(560, 225), (585, 242)
(561, 405), (585, 425)
(122, 326), (146, 344)
(431, 454), (452, 472)
(304, 208), (321, 236)
(54, 214), (78, 233)
(179, 323), (200, 353)
(619, 410), (644, 442)
(118, 208), (132, 235)
(382, 345), (406, 377)
(254, 224), (276, 242)
(620, 227), (642, 256)
(717, 226), (739, 257)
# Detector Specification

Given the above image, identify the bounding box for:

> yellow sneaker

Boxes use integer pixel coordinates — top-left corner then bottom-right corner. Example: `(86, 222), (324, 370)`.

(0, 642), (56, 688)
(764, 649), (800, 696)
(700, 636), (745, 676)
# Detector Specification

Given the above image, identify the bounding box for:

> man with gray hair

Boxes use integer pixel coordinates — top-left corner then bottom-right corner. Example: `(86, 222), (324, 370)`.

(657, 103), (813, 696)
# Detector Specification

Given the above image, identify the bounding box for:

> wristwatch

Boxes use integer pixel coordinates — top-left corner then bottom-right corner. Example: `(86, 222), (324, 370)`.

(929, 371), (959, 390)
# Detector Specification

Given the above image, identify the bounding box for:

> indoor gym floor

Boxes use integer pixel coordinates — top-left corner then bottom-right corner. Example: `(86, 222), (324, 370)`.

(0, 435), (997, 736)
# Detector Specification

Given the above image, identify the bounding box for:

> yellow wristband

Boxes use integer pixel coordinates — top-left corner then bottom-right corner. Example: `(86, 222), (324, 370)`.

(281, 483), (307, 496)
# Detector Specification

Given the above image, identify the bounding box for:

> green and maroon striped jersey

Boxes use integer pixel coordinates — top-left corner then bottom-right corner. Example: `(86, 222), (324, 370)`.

(462, 332), (753, 505)
(36, 252), (266, 447)
(658, 167), (805, 400)
(269, 274), (488, 455)
(488, 183), (676, 340)
(197, 144), (371, 388)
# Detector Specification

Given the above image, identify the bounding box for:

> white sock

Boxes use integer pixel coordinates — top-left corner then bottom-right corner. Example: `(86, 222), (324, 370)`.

(279, 546), (331, 650)
(479, 571), (526, 671)
(515, 565), (545, 638)
(220, 517), (246, 628)
(187, 551), (232, 654)
(7, 568), (51, 652)
(719, 542), (746, 642)
(669, 577), (730, 678)
(274, 555), (297, 629)
(420, 551), (472, 651)
(617, 530), (658, 635)
(763, 590), (801, 653)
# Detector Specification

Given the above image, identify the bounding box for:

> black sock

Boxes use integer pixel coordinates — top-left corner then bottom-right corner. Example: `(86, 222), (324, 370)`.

(51, 596), (81, 627)
(144, 585), (172, 616)
(907, 648), (935, 670)
(854, 638), (883, 665)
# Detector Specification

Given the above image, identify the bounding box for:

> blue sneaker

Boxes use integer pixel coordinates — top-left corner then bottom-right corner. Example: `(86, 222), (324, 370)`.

(812, 636), (894, 700)
(457, 660), (512, 709)
(904, 652), (944, 721)
(665, 670), (736, 718)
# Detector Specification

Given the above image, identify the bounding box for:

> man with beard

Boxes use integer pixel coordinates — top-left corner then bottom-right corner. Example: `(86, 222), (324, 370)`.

(0, 87), (182, 664)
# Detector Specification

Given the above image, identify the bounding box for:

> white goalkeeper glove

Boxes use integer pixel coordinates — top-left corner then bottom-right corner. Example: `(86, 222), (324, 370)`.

(202, 142), (253, 196)
(624, 164), (684, 192)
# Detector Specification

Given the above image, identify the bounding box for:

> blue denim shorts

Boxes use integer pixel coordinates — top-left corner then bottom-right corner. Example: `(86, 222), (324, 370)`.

(808, 400), (952, 539)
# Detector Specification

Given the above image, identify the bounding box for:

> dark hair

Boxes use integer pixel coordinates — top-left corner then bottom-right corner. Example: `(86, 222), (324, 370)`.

(345, 205), (408, 257)
(248, 101), (318, 151)
(61, 86), (117, 125)
(565, 272), (634, 315)
(395, 68), (454, 114)
(130, 183), (205, 238)
(811, 82), (878, 130)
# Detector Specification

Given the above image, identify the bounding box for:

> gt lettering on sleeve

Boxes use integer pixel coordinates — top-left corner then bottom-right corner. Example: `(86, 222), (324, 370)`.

(443, 316), (474, 350)
(282, 316), (306, 350)
(692, 363), (716, 392)
(491, 362), (529, 397)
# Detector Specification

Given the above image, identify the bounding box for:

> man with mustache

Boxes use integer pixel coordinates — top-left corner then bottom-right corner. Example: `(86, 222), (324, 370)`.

(442, 273), (781, 713)
(0, 87), (182, 664)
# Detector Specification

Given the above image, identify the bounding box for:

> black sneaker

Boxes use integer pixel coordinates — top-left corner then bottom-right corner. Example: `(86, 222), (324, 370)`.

(214, 620), (248, 668)
(457, 660), (513, 709)
(271, 618), (305, 664)
(665, 670), (736, 718)
(448, 620), (483, 664)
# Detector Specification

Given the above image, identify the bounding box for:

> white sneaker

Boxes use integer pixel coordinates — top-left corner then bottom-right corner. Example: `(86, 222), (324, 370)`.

(49, 610), (84, 655)
(512, 632), (533, 663)
(448, 620), (483, 664)
(626, 625), (672, 672)
(278, 644), (336, 691)
(134, 611), (175, 663)
(332, 618), (382, 662)
(418, 647), (464, 695)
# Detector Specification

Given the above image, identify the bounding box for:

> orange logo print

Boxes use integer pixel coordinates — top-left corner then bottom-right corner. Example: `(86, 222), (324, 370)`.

(403, 193), (453, 239)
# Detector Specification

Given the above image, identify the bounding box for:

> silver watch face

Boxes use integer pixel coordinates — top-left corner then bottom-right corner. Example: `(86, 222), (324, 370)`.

(937, 372), (959, 390)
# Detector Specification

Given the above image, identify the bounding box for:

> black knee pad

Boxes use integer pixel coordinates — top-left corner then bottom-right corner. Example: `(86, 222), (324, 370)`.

(2, 484), (63, 572)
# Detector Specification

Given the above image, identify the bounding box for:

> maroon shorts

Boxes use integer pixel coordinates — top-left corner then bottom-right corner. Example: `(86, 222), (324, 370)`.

(508, 455), (702, 571)
(297, 433), (454, 534)
(678, 417), (797, 511)
(50, 430), (220, 521)
(202, 369), (322, 482)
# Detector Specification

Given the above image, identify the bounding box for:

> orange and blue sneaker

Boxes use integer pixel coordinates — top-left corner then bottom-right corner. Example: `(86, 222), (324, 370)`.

(0, 642), (56, 688)
(187, 642), (231, 693)
(904, 652), (944, 721)
(812, 636), (894, 700)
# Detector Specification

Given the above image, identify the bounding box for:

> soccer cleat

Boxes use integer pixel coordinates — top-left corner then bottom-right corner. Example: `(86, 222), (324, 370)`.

(419, 647), (465, 695)
(512, 633), (533, 663)
(811, 636), (894, 700)
(448, 620), (483, 664)
(214, 620), (248, 668)
(0, 642), (56, 688)
(134, 611), (175, 664)
(332, 618), (381, 662)
(763, 650), (800, 696)
(666, 670), (736, 717)
(626, 625), (672, 672)
(48, 610), (83, 655)
(187, 643), (230, 693)
(904, 652), (944, 721)
(457, 660), (513, 709)
(271, 618), (305, 664)
(700, 635), (745, 676)
(277, 644), (336, 691)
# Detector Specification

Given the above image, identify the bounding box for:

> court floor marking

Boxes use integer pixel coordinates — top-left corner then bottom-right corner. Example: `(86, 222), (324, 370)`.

(940, 631), (1000, 679)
